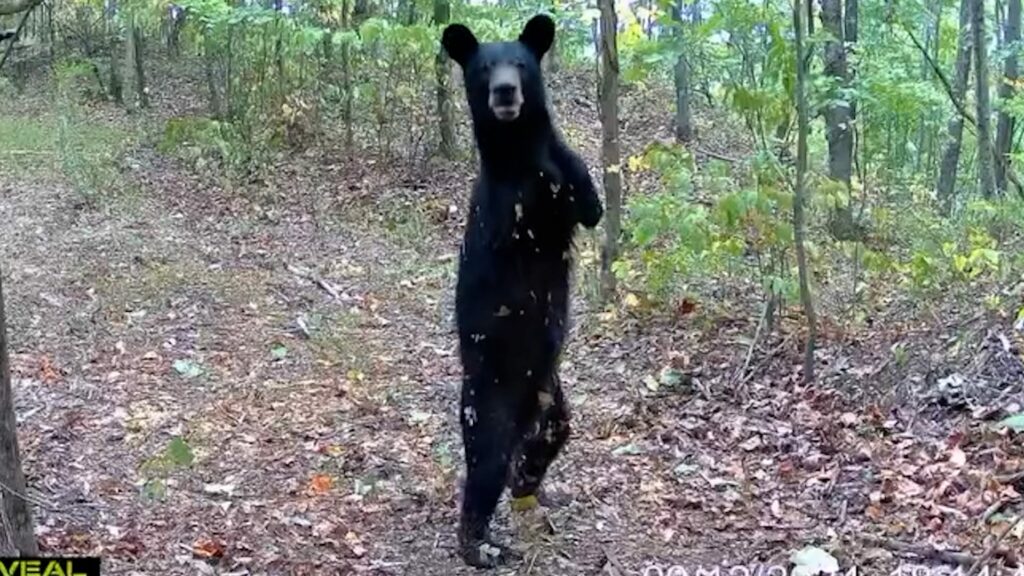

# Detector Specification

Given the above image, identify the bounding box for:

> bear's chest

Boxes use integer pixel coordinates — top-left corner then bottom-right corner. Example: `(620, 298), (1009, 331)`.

(505, 179), (574, 248)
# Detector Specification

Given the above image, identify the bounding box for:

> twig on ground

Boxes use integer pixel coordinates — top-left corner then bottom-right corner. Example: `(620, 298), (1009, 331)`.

(286, 262), (340, 300)
(981, 499), (1010, 523)
(525, 550), (539, 574)
(967, 516), (1024, 576)
(860, 535), (979, 566)
(698, 148), (741, 164)
(601, 548), (625, 576)
(733, 299), (770, 394)
(0, 478), (49, 510)
(995, 470), (1024, 485)
(861, 532), (1021, 570)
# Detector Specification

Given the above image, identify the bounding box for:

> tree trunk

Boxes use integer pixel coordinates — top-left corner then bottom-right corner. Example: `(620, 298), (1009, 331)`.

(106, 1), (123, 104)
(672, 0), (693, 143)
(793, 0), (817, 383)
(598, 0), (622, 301)
(820, 0), (853, 187)
(929, 2), (941, 172)
(996, 0), (1020, 192)
(204, 43), (224, 119)
(545, 36), (560, 75)
(342, 0), (354, 151)
(975, 0), (998, 197)
(434, 0), (455, 159)
(821, 0), (860, 241)
(123, 17), (141, 110)
(937, 0), (974, 212)
(0, 272), (39, 556)
(915, 8), (938, 172)
(131, 21), (148, 108)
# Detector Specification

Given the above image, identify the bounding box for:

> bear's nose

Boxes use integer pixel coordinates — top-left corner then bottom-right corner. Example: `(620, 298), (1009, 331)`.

(492, 83), (517, 105)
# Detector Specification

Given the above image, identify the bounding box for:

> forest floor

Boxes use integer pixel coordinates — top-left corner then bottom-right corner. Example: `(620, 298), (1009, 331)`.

(0, 67), (1023, 576)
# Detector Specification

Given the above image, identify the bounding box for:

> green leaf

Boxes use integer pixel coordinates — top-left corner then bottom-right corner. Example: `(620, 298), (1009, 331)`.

(673, 462), (699, 476)
(173, 359), (203, 379)
(612, 443), (643, 456)
(996, 413), (1024, 432)
(659, 367), (685, 387)
(271, 344), (288, 360)
(141, 479), (167, 501)
(166, 437), (195, 468)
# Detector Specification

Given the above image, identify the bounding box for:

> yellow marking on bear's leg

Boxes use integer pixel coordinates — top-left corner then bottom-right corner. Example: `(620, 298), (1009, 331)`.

(510, 494), (540, 512)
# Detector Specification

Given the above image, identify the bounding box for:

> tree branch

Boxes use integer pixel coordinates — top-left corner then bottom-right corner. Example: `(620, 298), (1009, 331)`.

(0, 0), (41, 16)
(901, 21), (977, 127)
(0, 0), (36, 72)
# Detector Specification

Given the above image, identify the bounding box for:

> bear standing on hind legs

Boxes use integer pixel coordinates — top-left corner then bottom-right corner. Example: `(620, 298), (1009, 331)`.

(441, 14), (604, 568)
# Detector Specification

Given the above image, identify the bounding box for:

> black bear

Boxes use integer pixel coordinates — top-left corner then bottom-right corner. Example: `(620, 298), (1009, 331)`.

(442, 14), (604, 568)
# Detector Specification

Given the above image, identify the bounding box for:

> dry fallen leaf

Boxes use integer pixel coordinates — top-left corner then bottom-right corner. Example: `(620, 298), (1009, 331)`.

(192, 538), (226, 559)
(949, 448), (967, 467)
(345, 531), (367, 557)
(39, 356), (60, 383)
(865, 504), (884, 520)
(308, 474), (334, 495)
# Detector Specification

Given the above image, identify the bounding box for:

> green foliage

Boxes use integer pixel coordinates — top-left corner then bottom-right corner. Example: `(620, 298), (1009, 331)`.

(139, 436), (196, 501)
(53, 60), (134, 208)
(996, 413), (1024, 432)
(856, 193), (1016, 295)
(160, 116), (258, 176)
(617, 142), (797, 304)
(172, 358), (205, 380)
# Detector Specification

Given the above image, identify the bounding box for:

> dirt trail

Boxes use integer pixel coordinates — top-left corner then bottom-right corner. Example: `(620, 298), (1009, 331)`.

(1, 84), (1018, 575)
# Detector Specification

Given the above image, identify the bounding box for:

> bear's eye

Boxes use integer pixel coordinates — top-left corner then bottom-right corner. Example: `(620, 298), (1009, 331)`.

(514, 60), (526, 69)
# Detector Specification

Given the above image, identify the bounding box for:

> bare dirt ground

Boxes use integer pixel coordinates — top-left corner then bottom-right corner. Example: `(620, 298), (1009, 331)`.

(0, 71), (1022, 576)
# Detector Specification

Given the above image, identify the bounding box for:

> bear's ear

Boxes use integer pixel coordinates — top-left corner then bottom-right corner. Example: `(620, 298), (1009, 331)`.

(442, 24), (479, 67)
(519, 14), (555, 59)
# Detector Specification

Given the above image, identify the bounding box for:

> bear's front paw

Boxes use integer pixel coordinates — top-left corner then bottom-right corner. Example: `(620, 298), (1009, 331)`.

(569, 181), (603, 229)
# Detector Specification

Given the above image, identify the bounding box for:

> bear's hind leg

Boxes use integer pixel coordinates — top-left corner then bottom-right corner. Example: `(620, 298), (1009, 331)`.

(459, 372), (525, 567)
(509, 372), (571, 508)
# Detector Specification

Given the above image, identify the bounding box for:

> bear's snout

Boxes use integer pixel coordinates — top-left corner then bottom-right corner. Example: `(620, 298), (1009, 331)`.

(488, 64), (524, 121)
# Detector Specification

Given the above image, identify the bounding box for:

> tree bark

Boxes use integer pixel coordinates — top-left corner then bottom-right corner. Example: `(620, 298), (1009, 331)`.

(794, 0), (818, 383)
(937, 0), (974, 212)
(598, 0), (622, 301)
(342, 0), (354, 150)
(820, 0), (854, 187)
(204, 44), (223, 119)
(124, 18), (138, 110)
(974, 0), (998, 198)
(0, 271), (39, 556)
(672, 0), (693, 142)
(131, 21), (149, 109)
(820, 0), (860, 241)
(434, 0), (455, 159)
(545, 36), (560, 75)
(996, 0), (1020, 192)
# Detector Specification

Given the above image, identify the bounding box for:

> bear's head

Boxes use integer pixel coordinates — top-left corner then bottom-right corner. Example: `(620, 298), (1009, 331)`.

(441, 15), (554, 127)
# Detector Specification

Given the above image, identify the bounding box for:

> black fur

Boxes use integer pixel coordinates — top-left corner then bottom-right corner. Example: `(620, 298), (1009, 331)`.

(443, 14), (603, 568)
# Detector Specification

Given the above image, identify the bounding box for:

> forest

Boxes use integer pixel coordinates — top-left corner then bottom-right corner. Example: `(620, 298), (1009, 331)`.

(0, 0), (1023, 572)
